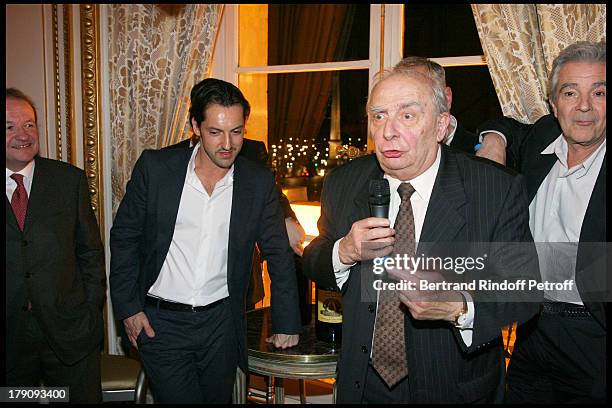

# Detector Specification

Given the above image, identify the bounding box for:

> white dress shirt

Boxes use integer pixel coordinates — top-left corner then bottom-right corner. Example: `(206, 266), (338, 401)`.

(148, 143), (233, 306)
(529, 135), (606, 304)
(332, 146), (475, 347)
(6, 160), (35, 200)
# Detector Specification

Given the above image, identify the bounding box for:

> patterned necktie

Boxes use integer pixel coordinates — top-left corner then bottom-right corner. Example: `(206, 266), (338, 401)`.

(10, 174), (28, 231)
(371, 182), (416, 387)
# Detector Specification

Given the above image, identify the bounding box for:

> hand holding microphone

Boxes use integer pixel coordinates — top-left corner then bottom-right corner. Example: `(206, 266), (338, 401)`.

(338, 179), (395, 264)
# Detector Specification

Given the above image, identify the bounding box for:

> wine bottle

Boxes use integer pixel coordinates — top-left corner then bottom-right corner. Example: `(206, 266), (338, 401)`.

(315, 284), (342, 345)
(294, 254), (312, 325)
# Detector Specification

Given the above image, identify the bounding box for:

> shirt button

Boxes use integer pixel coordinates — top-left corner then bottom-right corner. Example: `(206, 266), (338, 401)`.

(354, 381), (360, 389)
(368, 305), (375, 313)
(361, 345), (368, 354)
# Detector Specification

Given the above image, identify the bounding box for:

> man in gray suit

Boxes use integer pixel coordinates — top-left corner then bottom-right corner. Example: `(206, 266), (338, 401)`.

(303, 68), (541, 403)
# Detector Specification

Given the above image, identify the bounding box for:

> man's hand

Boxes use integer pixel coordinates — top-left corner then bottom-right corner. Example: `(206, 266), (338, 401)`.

(476, 132), (506, 165)
(123, 312), (155, 349)
(338, 217), (395, 264)
(285, 217), (306, 256)
(265, 333), (300, 349)
(387, 267), (464, 322)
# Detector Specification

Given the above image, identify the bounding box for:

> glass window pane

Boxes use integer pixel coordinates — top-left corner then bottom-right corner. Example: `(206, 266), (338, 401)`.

(403, 4), (483, 58)
(240, 4), (370, 67)
(268, 70), (369, 180)
(239, 70), (368, 184)
(445, 66), (502, 133)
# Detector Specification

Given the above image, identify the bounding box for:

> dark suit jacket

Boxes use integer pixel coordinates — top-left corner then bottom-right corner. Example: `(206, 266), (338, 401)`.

(449, 121), (518, 166)
(448, 121), (478, 154)
(6, 157), (106, 369)
(478, 114), (607, 329)
(109, 148), (302, 370)
(303, 146), (541, 403)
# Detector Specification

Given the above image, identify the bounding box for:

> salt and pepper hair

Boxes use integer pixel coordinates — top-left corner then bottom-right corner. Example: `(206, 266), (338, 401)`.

(394, 56), (447, 90)
(548, 41), (606, 102)
(6, 88), (38, 123)
(368, 64), (449, 116)
(392, 56), (449, 115)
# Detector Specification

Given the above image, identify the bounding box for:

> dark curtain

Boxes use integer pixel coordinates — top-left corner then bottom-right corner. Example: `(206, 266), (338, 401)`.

(267, 5), (350, 148)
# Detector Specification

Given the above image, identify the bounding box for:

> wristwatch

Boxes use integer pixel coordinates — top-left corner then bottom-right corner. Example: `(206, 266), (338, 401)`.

(453, 293), (469, 328)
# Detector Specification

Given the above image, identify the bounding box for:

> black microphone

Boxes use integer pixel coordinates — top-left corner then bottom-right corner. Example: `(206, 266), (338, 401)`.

(369, 179), (390, 218)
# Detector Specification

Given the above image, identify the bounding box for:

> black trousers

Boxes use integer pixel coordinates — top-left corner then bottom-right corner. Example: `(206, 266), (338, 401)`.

(5, 311), (102, 403)
(506, 306), (606, 404)
(137, 297), (238, 404)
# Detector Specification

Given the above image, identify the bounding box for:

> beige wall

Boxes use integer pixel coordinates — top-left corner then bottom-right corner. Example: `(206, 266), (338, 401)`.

(6, 4), (49, 157)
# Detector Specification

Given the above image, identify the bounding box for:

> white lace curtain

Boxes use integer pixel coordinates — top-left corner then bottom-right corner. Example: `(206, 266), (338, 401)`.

(108, 4), (223, 214)
(471, 4), (606, 123)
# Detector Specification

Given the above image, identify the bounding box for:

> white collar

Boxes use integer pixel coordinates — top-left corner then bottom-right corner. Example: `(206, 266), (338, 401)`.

(541, 134), (606, 178)
(385, 145), (441, 203)
(6, 159), (35, 184)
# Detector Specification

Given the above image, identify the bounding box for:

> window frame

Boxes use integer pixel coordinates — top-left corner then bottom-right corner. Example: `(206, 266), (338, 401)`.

(210, 4), (489, 151)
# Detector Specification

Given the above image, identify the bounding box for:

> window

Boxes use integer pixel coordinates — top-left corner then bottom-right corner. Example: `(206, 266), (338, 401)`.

(236, 5), (371, 191)
(402, 3), (502, 132)
(227, 5), (502, 190)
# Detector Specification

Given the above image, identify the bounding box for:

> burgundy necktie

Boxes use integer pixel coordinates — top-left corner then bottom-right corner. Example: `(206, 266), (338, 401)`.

(10, 174), (28, 231)
(371, 182), (416, 387)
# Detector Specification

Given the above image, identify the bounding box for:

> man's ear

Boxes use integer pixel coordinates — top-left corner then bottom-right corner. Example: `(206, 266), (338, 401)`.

(191, 118), (201, 136)
(436, 112), (451, 143)
(445, 87), (453, 111)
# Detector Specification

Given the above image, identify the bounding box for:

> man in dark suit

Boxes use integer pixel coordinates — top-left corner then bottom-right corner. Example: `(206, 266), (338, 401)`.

(477, 41), (606, 403)
(166, 136), (307, 313)
(303, 68), (541, 403)
(5, 88), (106, 402)
(110, 78), (301, 403)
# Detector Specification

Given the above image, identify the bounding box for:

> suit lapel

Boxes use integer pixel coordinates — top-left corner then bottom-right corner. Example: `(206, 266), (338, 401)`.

(156, 148), (193, 267)
(353, 159), (384, 303)
(419, 148), (466, 247)
(579, 154), (606, 242)
(523, 153), (557, 201)
(576, 154), (606, 328)
(228, 157), (255, 285)
(6, 196), (19, 231)
(23, 157), (55, 234)
(352, 159), (383, 222)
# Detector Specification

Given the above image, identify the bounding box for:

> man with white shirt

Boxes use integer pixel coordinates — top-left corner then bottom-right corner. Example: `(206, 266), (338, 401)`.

(302, 68), (541, 403)
(477, 41), (606, 403)
(5, 88), (106, 402)
(110, 78), (301, 403)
